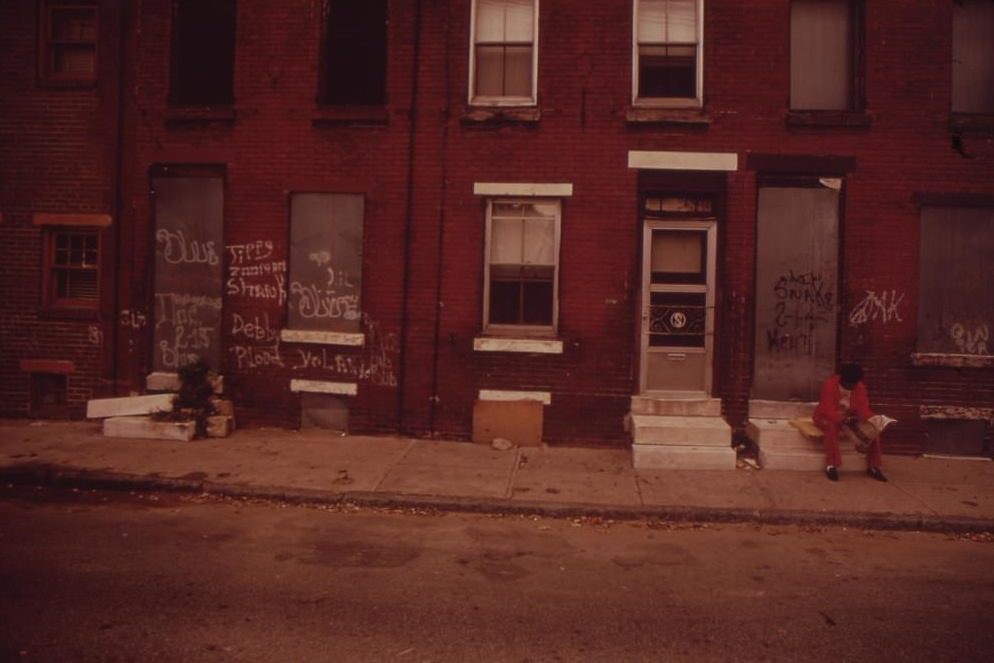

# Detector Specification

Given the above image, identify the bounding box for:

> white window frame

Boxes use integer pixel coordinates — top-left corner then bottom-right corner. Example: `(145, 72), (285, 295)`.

(482, 197), (562, 336)
(632, 0), (704, 108)
(468, 0), (540, 107)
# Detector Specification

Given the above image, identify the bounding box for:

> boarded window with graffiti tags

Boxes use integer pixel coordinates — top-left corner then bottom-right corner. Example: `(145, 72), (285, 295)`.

(918, 206), (993, 357)
(287, 193), (364, 335)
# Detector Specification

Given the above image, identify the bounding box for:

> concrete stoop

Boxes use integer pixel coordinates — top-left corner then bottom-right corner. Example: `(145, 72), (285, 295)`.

(630, 399), (736, 470)
(747, 415), (861, 471)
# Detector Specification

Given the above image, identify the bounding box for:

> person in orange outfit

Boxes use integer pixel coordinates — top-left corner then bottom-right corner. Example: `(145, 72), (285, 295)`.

(812, 363), (886, 482)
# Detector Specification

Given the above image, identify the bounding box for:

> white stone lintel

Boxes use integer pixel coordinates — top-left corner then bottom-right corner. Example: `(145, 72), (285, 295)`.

(473, 337), (564, 354)
(290, 379), (357, 396)
(628, 150), (738, 172)
(473, 182), (574, 197)
(479, 389), (552, 405)
(281, 329), (365, 347)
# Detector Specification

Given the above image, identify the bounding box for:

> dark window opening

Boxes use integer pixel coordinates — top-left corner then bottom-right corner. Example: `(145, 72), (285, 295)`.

(169, 0), (236, 106)
(489, 265), (554, 326)
(320, 0), (387, 105)
(638, 45), (697, 99)
(40, 1), (97, 83)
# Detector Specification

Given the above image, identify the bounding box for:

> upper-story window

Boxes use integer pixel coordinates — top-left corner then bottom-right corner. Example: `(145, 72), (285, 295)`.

(169, 0), (236, 106)
(39, 1), (97, 84)
(790, 0), (863, 112)
(320, 0), (387, 105)
(469, 0), (538, 106)
(633, 0), (702, 107)
(952, 0), (994, 114)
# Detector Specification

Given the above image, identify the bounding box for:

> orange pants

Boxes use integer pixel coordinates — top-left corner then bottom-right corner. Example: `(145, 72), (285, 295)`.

(813, 412), (882, 469)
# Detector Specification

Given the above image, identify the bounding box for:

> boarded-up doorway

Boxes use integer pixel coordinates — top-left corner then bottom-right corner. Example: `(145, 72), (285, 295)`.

(151, 175), (224, 373)
(753, 184), (840, 401)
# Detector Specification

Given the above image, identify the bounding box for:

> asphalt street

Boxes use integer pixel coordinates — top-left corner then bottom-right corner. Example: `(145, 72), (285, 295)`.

(2, 485), (993, 663)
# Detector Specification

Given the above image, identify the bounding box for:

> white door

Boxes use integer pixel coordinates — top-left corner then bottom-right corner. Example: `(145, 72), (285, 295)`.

(640, 220), (717, 394)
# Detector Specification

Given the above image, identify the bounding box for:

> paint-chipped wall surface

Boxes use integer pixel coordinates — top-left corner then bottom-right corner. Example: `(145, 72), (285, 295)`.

(2, 1), (992, 455)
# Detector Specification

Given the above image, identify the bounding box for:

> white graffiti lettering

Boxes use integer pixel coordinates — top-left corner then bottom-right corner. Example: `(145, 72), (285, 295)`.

(951, 323), (990, 355)
(156, 229), (219, 266)
(849, 290), (905, 325)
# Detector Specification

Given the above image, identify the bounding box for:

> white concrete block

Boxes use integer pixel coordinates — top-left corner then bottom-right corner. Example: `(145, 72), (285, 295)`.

(630, 396), (722, 417)
(633, 444), (737, 470)
(631, 415), (731, 447)
(103, 416), (195, 441)
(206, 415), (234, 438)
(87, 394), (174, 419)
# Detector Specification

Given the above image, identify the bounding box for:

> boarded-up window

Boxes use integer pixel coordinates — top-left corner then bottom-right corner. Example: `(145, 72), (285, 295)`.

(320, 0), (387, 105)
(471, 0), (536, 103)
(635, 0), (701, 102)
(287, 193), (364, 333)
(790, 0), (856, 111)
(169, 0), (236, 106)
(152, 176), (224, 373)
(918, 207), (994, 355)
(953, 0), (994, 113)
(754, 185), (839, 401)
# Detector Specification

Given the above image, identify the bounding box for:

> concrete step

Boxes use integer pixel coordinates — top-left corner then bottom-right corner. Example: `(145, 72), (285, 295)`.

(630, 395), (722, 417)
(631, 414), (732, 447)
(103, 416), (195, 441)
(633, 444), (737, 470)
(748, 400), (817, 420)
(749, 417), (861, 471)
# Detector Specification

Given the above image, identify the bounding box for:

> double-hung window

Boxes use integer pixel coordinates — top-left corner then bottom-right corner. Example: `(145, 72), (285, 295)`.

(952, 0), (994, 114)
(39, 1), (97, 84)
(470, 0), (538, 105)
(790, 0), (863, 112)
(633, 0), (702, 107)
(484, 200), (560, 332)
(45, 229), (99, 308)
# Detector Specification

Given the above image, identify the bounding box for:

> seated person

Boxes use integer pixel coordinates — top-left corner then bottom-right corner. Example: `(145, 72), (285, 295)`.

(812, 363), (886, 483)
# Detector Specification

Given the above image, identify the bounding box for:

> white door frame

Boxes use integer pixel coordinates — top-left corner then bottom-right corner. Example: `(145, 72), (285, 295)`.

(639, 219), (717, 395)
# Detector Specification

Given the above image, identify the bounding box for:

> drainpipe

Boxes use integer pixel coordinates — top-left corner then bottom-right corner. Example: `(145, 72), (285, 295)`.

(110, 0), (131, 395)
(427, 1), (452, 436)
(397, 0), (423, 433)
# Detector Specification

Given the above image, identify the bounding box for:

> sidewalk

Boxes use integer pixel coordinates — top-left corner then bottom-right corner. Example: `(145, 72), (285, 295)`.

(1, 420), (993, 533)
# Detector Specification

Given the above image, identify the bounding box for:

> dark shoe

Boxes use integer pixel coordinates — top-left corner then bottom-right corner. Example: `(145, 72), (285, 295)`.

(867, 467), (887, 482)
(825, 466), (839, 482)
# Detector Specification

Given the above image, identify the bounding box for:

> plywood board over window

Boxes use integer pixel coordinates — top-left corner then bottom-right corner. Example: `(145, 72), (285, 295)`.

(918, 207), (994, 357)
(286, 194), (364, 337)
(952, 0), (994, 114)
(151, 175), (224, 373)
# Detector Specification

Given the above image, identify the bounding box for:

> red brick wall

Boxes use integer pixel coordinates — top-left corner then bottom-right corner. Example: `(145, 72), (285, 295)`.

(0, 0), (123, 418)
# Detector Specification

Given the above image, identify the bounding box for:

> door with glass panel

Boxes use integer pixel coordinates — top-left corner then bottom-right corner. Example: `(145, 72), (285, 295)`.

(641, 220), (716, 394)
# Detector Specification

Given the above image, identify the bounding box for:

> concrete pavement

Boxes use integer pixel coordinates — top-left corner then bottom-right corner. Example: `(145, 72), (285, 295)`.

(1, 420), (992, 532)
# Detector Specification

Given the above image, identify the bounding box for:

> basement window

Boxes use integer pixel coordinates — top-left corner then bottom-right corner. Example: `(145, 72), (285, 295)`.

(319, 0), (387, 106)
(169, 0), (236, 106)
(44, 228), (99, 309)
(30, 373), (68, 418)
(39, 1), (97, 85)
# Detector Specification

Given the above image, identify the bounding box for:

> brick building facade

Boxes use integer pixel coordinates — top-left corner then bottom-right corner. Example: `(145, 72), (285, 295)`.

(2, 1), (992, 461)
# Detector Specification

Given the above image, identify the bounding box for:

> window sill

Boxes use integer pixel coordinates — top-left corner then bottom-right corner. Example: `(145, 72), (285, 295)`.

(164, 106), (237, 125)
(37, 78), (97, 90)
(37, 306), (99, 321)
(473, 336), (563, 354)
(911, 353), (994, 369)
(289, 379), (357, 396)
(949, 113), (994, 134)
(461, 106), (541, 126)
(786, 110), (872, 128)
(281, 329), (365, 347)
(626, 108), (711, 126)
(312, 106), (389, 127)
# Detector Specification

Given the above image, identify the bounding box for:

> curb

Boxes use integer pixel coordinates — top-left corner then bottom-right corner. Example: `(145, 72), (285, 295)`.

(3, 465), (992, 535)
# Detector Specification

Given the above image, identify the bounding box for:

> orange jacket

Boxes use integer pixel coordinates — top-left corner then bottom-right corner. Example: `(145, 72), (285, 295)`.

(813, 374), (874, 425)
